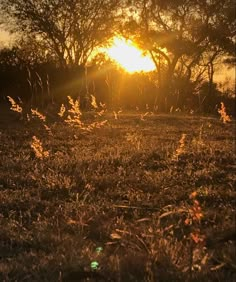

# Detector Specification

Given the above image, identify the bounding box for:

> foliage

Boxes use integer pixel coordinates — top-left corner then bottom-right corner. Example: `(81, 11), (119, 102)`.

(121, 0), (235, 108)
(1, 0), (121, 67)
(0, 0), (235, 113)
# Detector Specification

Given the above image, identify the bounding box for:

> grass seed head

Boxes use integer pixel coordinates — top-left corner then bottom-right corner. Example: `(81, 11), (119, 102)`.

(31, 136), (49, 159)
(218, 102), (231, 123)
(31, 109), (46, 122)
(91, 95), (98, 109)
(64, 96), (83, 127)
(173, 133), (187, 160)
(58, 104), (66, 117)
(7, 96), (23, 113)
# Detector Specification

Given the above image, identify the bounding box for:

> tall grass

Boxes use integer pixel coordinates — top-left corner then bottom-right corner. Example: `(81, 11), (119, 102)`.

(218, 102), (231, 123)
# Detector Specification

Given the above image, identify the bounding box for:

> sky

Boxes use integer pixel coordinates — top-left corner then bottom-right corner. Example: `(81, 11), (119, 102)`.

(0, 29), (15, 47)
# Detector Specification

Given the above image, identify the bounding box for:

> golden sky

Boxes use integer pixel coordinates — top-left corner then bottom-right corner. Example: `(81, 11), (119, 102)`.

(0, 29), (17, 47)
(0, 30), (9, 39)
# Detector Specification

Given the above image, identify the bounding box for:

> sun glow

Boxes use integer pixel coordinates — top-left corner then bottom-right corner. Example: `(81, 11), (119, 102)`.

(105, 37), (156, 73)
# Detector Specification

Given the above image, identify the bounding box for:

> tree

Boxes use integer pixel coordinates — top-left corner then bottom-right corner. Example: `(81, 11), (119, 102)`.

(0, 47), (28, 100)
(122, 0), (235, 110)
(1, 0), (121, 68)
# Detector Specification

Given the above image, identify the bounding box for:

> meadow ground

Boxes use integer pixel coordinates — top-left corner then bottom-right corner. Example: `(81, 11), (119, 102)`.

(0, 105), (235, 281)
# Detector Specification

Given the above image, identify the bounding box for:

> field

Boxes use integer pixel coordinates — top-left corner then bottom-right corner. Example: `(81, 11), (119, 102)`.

(0, 103), (235, 281)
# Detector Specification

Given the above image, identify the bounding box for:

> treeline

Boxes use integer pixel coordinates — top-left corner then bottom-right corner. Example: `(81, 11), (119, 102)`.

(0, 55), (234, 115)
(0, 0), (235, 114)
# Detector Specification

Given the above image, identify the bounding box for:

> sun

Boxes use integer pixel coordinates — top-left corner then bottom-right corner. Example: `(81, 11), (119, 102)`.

(105, 37), (156, 73)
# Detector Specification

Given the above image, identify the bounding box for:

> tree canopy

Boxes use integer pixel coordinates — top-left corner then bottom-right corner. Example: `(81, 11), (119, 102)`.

(1, 0), (121, 67)
(0, 0), (235, 111)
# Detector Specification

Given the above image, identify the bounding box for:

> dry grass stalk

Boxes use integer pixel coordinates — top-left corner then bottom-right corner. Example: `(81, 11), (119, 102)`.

(44, 124), (52, 135)
(173, 133), (187, 160)
(58, 104), (66, 117)
(140, 112), (149, 121)
(7, 96), (23, 113)
(126, 132), (142, 151)
(31, 109), (46, 122)
(65, 96), (83, 127)
(113, 110), (122, 120)
(91, 95), (98, 109)
(31, 136), (49, 159)
(218, 102), (231, 123)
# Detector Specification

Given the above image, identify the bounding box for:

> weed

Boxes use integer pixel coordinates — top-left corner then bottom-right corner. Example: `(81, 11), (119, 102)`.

(140, 112), (150, 121)
(97, 102), (106, 117)
(87, 120), (108, 131)
(58, 96), (108, 131)
(64, 96), (83, 127)
(91, 94), (98, 109)
(7, 96), (23, 115)
(43, 124), (52, 135)
(113, 111), (118, 120)
(218, 102), (231, 123)
(58, 104), (66, 118)
(113, 110), (122, 120)
(184, 192), (206, 274)
(31, 108), (46, 122)
(173, 133), (187, 160)
(31, 135), (49, 159)
(97, 109), (106, 116)
(192, 124), (205, 150)
(126, 131), (143, 150)
(185, 192), (204, 244)
(91, 95), (106, 117)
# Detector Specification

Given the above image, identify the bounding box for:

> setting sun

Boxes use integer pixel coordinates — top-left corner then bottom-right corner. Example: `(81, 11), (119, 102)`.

(105, 37), (156, 73)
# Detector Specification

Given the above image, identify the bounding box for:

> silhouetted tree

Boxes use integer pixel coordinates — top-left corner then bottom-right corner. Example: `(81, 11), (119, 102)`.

(0, 47), (28, 99)
(122, 0), (235, 110)
(1, 0), (121, 68)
